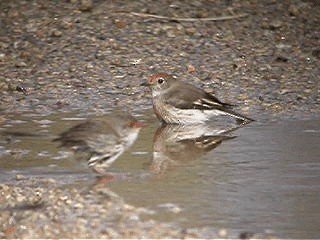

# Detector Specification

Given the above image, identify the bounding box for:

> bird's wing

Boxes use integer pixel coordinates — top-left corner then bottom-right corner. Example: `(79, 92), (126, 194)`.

(53, 120), (98, 148)
(163, 83), (253, 122)
(53, 120), (116, 149)
(163, 83), (232, 111)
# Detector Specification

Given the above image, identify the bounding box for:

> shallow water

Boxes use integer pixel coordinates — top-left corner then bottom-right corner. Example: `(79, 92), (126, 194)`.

(0, 112), (319, 238)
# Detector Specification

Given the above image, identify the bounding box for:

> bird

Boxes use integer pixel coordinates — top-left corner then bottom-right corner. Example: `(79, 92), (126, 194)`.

(142, 72), (253, 125)
(150, 124), (237, 174)
(53, 111), (143, 174)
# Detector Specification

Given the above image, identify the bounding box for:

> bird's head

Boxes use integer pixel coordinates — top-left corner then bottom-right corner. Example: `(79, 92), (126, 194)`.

(142, 73), (175, 95)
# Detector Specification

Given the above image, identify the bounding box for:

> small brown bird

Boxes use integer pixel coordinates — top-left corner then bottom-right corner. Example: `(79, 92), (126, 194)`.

(53, 111), (143, 174)
(142, 73), (253, 124)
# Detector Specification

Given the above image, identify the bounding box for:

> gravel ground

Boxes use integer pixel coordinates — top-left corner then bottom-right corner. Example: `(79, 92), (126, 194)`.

(0, 0), (319, 238)
(0, 179), (202, 238)
(0, 177), (277, 239)
(0, 0), (319, 117)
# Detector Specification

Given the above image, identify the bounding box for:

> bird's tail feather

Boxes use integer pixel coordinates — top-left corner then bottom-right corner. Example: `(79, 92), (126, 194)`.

(218, 108), (254, 123)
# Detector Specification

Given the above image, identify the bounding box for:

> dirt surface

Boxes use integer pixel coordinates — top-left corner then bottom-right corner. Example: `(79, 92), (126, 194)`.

(0, 0), (319, 238)
(0, 0), (319, 117)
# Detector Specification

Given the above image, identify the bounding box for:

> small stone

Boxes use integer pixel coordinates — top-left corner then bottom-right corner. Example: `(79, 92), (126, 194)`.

(269, 20), (282, 30)
(276, 43), (292, 49)
(204, 87), (215, 94)
(196, 11), (209, 18)
(303, 89), (312, 93)
(16, 174), (26, 180)
(186, 64), (196, 73)
(239, 231), (254, 239)
(152, 27), (161, 35)
(271, 103), (283, 111)
(79, 0), (93, 11)
(279, 89), (291, 95)
(0, 41), (9, 49)
(51, 29), (62, 37)
(185, 27), (197, 35)
(15, 61), (27, 67)
(74, 202), (84, 208)
(275, 56), (288, 63)
(16, 195), (25, 202)
(44, 178), (56, 184)
(166, 30), (176, 38)
(61, 18), (73, 29)
(59, 195), (68, 201)
(0, 82), (9, 91)
(69, 66), (77, 72)
(86, 63), (94, 69)
(0, 184), (9, 191)
(218, 228), (227, 238)
(288, 4), (300, 16)
(114, 20), (127, 28)
(181, 228), (199, 238)
(130, 59), (142, 65)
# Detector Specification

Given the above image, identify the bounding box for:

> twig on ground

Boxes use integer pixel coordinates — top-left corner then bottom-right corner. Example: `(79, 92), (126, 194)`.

(115, 11), (248, 22)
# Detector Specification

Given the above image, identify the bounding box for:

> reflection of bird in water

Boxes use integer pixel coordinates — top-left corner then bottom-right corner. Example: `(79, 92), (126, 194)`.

(150, 124), (239, 174)
(53, 111), (143, 174)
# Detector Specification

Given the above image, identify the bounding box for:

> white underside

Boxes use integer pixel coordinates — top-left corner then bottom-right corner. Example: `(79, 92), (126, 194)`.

(87, 129), (140, 170)
(164, 108), (225, 124)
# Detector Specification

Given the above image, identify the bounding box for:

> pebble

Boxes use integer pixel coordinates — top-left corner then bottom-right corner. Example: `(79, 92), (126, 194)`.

(0, 184), (10, 191)
(288, 4), (300, 16)
(303, 89), (312, 94)
(166, 30), (176, 38)
(51, 29), (63, 37)
(0, 82), (9, 91)
(279, 89), (292, 95)
(79, 0), (93, 11)
(186, 64), (196, 73)
(185, 27), (197, 35)
(73, 202), (84, 209)
(61, 18), (73, 29)
(15, 61), (27, 67)
(269, 20), (282, 30)
(239, 231), (254, 239)
(114, 20), (127, 28)
(16, 174), (26, 180)
(16, 195), (25, 202)
(218, 228), (228, 238)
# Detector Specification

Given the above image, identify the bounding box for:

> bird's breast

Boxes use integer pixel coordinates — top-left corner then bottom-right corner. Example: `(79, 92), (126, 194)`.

(153, 101), (164, 121)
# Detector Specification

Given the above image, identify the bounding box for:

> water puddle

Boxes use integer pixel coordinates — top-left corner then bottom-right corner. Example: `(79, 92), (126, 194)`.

(0, 111), (319, 238)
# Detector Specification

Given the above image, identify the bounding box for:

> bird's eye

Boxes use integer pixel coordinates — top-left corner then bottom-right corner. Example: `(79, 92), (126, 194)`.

(157, 78), (164, 84)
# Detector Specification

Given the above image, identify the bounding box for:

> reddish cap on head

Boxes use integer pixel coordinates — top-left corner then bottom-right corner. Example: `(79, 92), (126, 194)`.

(129, 120), (147, 128)
(147, 72), (170, 85)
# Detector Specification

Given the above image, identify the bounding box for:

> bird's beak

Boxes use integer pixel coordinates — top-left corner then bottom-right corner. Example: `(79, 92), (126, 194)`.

(140, 81), (148, 87)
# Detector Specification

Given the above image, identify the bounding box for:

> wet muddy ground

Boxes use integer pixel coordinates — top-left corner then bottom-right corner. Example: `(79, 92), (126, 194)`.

(0, 0), (319, 238)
